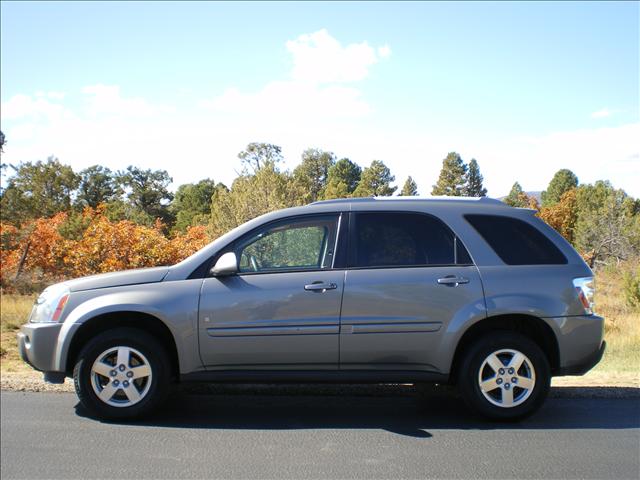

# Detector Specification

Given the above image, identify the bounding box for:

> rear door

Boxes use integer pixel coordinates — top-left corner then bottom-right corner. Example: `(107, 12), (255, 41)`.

(339, 211), (485, 372)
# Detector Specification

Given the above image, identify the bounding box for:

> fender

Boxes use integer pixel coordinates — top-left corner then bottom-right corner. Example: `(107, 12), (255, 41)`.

(54, 279), (204, 374)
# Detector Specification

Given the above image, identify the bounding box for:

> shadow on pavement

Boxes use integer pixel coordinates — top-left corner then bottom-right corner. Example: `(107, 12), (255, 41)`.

(74, 384), (640, 437)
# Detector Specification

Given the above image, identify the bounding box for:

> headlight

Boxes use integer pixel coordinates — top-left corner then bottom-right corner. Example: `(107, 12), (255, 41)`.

(29, 284), (70, 323)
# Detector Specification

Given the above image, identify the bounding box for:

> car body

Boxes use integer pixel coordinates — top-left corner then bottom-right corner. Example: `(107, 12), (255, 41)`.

(18, 197), (605, 420)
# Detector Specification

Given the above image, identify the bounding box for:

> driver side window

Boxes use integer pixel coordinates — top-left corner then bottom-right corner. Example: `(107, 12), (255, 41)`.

(236, 215), (339, 273)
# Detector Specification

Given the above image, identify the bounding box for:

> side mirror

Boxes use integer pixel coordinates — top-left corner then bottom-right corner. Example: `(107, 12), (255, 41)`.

(210, 252), (238, 277)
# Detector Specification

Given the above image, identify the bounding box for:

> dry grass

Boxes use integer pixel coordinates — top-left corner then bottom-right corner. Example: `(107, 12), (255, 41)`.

(1, 263), (639, 386)
(0, 293), (36, 374)
(588, 262), (640, 375)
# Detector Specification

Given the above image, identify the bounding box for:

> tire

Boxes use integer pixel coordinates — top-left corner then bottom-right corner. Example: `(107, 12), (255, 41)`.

(457, 331), (550, 421)
(73, 327), (171, 420)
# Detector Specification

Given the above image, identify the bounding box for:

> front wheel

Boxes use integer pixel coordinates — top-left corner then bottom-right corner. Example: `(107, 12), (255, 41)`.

(73, 328), (170, 420)
(457, 332), (550, 421)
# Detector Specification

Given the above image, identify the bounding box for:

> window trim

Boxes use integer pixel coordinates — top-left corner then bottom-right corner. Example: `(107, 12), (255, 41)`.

(195, 212), (345, 278)
(347, 210), (474, 271)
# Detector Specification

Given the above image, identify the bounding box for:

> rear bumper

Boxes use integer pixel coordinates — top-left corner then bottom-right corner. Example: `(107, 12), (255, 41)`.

(546, 314), (606, 376)
(557, 340), (606, 376)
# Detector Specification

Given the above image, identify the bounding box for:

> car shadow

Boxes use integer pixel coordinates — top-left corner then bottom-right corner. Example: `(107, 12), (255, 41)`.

(74, 384), (640, 437)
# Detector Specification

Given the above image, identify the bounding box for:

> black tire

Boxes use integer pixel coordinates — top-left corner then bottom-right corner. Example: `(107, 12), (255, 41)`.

(73, 327), (171, 420)
(457, 331), (550, 421)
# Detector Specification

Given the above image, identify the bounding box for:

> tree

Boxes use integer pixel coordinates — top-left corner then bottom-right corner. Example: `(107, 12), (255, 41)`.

(238, 142), (283, 173)
(76, 165), (120, 209)
(431, 152), (467, 196)
(399, 176), (418, 196)
(574, 181), (639, 267)
(0, 130), (5, 153)
(538, 188), (578, 244)
(541, 169), (578, 207)
(463, 159), (487, 197)
(210, 162), (303, 238)
(323, 158), (362, 199)
(0, 157), (80, 224)
(116, 166), (174, 224)
(171, 179), (224, 232)
(352, 160), (396, 197)
(504, 182), (525, 207)
(293, 148), (336, 202)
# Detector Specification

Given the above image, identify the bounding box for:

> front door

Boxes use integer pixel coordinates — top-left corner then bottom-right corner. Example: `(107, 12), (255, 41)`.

(199, 214), (344, 369)
(339, 211), (485, 371)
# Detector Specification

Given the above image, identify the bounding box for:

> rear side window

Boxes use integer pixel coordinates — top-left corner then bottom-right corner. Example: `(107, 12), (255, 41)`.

(465, 214), (567, 265)
(349, 212), (471, 268)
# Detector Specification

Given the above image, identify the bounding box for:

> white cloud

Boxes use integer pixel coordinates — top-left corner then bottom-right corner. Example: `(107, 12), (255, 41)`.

(81, 84), (171, 117)
(590, 108), (613, 119)
(1, 94), (71, 121)
(200, 29), (388, 121)
(285, 29), (389, 84)
(202, 82), (370, 119)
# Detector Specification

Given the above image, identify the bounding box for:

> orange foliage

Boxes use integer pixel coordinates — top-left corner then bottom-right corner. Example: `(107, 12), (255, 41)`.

(538, 189), (578, 244)
(1, 208), (213, 290)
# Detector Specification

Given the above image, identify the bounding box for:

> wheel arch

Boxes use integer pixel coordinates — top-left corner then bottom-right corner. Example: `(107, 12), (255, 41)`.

(64, 311), (180, 380)
(449, 313), (560, 383)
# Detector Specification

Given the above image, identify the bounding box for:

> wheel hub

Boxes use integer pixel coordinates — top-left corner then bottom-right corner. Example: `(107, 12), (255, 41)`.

(477, 348), (536, 408)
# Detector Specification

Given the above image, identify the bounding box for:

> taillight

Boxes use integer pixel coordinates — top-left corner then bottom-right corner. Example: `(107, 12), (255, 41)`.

(51, 294), (69, 322)
(573, 277), (595, 315)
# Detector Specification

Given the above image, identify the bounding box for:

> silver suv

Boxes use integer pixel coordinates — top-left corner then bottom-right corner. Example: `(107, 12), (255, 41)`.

(18, 197), (605, 420)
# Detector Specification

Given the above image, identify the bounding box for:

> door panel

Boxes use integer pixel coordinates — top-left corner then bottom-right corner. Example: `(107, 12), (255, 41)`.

(339, 266), (484, 371)
(199, 270), (344, 369)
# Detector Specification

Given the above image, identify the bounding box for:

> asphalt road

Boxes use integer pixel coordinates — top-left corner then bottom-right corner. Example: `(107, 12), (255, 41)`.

(1, 386), (639, 479)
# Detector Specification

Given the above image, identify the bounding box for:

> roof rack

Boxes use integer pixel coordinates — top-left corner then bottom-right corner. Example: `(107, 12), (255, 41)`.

(310, 196), (505, 206)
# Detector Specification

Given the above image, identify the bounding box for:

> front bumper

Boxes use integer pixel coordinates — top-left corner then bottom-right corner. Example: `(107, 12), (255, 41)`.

(17, 322), (64, 374)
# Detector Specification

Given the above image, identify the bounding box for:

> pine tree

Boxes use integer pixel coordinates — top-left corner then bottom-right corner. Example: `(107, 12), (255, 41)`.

(399, 176), (418, 196)
(541, 169), (578, 207)
(463, 159), (487, 197)
(352, 160), (396, 197)
(431, 152), (467, 196)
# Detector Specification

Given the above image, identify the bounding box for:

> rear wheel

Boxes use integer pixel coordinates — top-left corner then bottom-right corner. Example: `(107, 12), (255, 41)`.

(458, 331), (550, 420)
(73, 328), (170, 420)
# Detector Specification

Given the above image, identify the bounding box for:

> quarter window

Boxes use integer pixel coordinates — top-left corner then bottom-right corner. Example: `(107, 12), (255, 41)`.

(350, 212), (470, 268)
(236, 215), (339, 273)
(465, 214), (567, 265)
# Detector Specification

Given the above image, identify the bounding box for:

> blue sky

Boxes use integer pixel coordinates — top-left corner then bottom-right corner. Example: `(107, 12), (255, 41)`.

(1, 1), (638, 196)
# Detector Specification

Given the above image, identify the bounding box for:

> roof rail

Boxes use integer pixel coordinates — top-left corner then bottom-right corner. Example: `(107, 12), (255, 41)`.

(310, 196), (505, 206)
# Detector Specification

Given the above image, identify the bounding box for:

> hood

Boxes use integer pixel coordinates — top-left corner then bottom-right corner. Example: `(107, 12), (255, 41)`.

(63, 266), (171, 292)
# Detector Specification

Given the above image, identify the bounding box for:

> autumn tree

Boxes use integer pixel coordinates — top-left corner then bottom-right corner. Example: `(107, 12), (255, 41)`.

(238, 142), (283, 173)
(323, 158), (362, 199)
(399, 176), (418, 196)
(463, 159), (487, 197)
(76, 165), (120, 209)
(538, 188), (578, 243)
(352, 160), (396, 197)
(541, 169), (578, 207)
(293, 148), (336, 202)
(0, 157), (80, 224)
(431, 152), (467, 196)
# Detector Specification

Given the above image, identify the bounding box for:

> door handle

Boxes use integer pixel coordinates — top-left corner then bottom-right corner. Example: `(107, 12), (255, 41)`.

(437, 276), (470, 286)
(304, 282), (337, 292)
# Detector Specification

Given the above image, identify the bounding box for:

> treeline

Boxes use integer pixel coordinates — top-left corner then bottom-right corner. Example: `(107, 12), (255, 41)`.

(1, 141), (639, 291)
